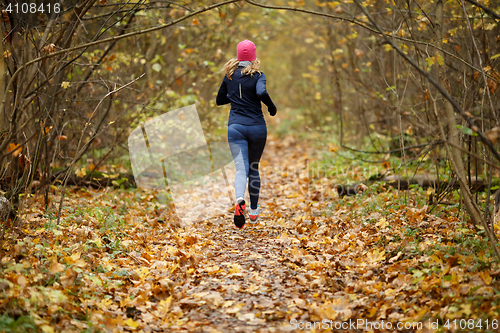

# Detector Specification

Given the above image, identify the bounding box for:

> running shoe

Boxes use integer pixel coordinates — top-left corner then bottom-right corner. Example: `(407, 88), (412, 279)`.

(234, 199), (246, 229)
(249, 205), (259, 223)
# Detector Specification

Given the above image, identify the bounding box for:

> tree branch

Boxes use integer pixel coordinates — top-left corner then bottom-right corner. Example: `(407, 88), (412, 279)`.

(350, 0), (500, 164)
(463, 0), (500, 20)
(0, 0), (240, 115)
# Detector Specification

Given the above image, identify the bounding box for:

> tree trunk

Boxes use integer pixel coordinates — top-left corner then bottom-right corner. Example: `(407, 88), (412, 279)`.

(0, 18), (5, 130)
(436, 0), (483, 227)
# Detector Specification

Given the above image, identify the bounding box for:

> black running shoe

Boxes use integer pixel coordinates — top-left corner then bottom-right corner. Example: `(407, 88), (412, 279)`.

(234, 199), (246, 229)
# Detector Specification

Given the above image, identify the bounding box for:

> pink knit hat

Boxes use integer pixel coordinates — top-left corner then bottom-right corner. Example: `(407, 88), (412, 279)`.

(237, 40), (256, 61)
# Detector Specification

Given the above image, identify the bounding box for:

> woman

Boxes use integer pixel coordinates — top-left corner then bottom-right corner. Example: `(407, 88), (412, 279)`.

(216, 40), (277, 229)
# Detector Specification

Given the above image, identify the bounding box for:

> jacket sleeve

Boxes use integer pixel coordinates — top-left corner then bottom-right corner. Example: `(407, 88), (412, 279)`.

(256, 73), (277, 112)
(216, 77), (231, 106)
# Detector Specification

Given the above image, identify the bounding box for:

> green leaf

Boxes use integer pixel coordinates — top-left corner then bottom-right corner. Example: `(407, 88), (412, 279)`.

(455, 124), (477, 136)
(491, 53), (500, 60)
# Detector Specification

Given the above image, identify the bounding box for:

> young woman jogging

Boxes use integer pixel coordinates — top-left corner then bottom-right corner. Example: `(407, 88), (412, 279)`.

(216, 40), (277, 229)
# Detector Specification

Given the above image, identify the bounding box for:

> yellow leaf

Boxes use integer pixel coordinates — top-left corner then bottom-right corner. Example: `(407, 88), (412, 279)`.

(206, 265), (220, 275)
(70, 252), (81, 262)
(229, 264), (241, 274)
(366, 248), (386, 263)
(222, 300), (235, 308)
(226, 304), (242, 313)
(41, 325), (55, 333)
(436, 52), (444, 66)
(155, 296), (172, 316)
(137, 267), (149, 280)
(485, 22), (497, 30)
(366, 307), (377, 318)
(75, 167), (86, 178)
(413, 307), (427, 321)
(61, 81), (70, 89)
(425, 57), (435, 66)
(316, 302), (338, 320)
(99, 298), (113, 310)
(375, 218), (387, 228)
(49, 258), (65, 274)
(124, 318), (140, 329)
(480, 271), (492, 285)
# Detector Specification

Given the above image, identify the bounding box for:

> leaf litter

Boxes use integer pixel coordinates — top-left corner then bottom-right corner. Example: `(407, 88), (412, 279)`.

(1, 135), (499, 332)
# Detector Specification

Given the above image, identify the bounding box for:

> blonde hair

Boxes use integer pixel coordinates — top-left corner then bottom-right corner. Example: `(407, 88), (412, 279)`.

(223, 58), (261, 80)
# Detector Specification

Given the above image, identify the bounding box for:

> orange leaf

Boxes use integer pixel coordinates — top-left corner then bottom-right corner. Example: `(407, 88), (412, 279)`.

(43, 126), (52, 135)
(473, 71), (481, 81)
(485, 127), (499, 144)
(7, 143), (22, 157)
(191, 18), (199, 26)
(487, 78), (498, 94)
(57, 135), (68, 140)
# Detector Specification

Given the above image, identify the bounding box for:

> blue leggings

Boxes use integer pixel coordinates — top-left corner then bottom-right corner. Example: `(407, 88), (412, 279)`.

(228, 124), (267, 209)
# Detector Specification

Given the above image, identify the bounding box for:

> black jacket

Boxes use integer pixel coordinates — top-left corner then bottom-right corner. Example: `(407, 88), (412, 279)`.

(216, 67), (276, 126)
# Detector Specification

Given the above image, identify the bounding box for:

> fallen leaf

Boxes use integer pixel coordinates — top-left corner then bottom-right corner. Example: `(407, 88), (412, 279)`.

(49, 258), (65, 274)
(124, 318), (140, 329)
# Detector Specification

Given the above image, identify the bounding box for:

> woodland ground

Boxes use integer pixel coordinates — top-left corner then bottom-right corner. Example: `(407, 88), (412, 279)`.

(1, 135), (500, 333)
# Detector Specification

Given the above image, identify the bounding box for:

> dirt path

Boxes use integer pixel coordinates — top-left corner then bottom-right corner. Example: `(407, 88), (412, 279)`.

(166, 136), (325, 332)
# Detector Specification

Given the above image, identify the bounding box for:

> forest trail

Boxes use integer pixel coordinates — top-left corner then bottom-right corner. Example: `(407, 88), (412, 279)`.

(166, 137), (325, 332)
(2, 135), (500, 333)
